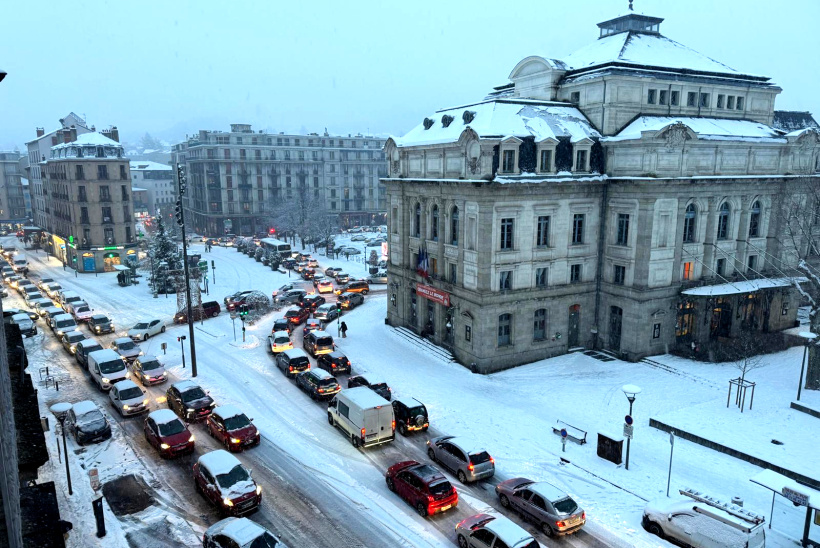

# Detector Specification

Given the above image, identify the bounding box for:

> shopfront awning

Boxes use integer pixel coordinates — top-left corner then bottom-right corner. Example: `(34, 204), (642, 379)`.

(113, 265), (131, 271)
(682, 277), (806, 297)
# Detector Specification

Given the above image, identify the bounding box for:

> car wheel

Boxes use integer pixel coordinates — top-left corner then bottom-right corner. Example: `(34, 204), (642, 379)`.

(386, 477), (395, 491)
(327, 414), (334, 426)
(351, 435), (359, 448)
(457, 535), (468, 548)
(362, 290), (369, 295)
(399, 423), (408, 437)
(646, 522), (664, 539)
(416, 502), (427, 517)
(499, 494), (510, 508)
(143, 334), (149, 341)
(541, 522), (554, 537)
(457, 470), (468, 484)
(211, 312), (218, 318)
(427, 448), (436, 462)
(161, 326), (166, 333)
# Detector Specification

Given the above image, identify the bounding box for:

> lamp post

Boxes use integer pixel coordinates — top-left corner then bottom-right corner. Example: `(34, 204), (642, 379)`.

(177, 335), (187, 369)
(49, 402), (73, 496)
(797, 332), (817, 401)
(175, 165), (198, 377)
(621, 384), (641, 471)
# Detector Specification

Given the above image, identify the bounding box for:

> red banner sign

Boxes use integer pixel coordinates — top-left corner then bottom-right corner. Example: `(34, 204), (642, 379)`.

(416, 283), (450, 307)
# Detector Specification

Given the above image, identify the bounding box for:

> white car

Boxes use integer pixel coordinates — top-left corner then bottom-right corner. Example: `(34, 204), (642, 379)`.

(128, 319), (166, 341)
(109, 380), (149, 416)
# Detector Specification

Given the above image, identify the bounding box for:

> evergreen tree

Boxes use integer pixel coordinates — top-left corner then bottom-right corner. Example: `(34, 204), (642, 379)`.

(148, 217), (181, 292)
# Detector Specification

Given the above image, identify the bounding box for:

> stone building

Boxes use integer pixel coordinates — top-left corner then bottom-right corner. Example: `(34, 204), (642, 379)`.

(0, 152), (27, 226)
(384, 10), (820, 372)
(129, 160), (173, 216)
(40, 130), (138, 272)
(171, 124), (388, 236)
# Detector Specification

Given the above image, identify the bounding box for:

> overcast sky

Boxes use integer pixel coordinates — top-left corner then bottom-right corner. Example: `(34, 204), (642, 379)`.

(2, 0), (819, 150)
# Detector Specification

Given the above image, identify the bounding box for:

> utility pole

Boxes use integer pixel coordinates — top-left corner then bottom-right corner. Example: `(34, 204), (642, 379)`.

(175, 165), (198, 377)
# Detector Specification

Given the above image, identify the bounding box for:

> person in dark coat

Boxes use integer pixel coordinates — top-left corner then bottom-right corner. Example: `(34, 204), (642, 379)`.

(340, 321), (348, 338)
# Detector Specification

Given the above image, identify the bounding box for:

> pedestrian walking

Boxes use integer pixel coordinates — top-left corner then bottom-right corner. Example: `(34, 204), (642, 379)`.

(340, 321), (348, 338)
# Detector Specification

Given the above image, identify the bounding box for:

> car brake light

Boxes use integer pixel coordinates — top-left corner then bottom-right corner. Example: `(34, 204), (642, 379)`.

(556, 520), (566, 528)
(289, 366), (293, 372)
(468, 463), (474, 471)
(391, 420), (395, 431)
(581, 512), (586, 520)
(489, 456), (495, 464)
(360, 427), (366, 438)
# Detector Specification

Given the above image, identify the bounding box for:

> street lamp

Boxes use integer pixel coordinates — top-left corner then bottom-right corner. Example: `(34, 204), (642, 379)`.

(797, 331), (817, 401)
(621, 384), (641, 471)
(49, 402), (73, 496)
(175, 165), (198, 377)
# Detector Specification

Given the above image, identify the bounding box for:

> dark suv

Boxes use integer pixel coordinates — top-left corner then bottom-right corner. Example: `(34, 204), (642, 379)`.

(317, 351), (351, 375)
(300, 294), (326, 311)
(88, 313), (114, 334)
(166, 380), (215, 421)
(272, 318), (292, 334)
(174, 301), (221, 323)
(276, 349), (311, 378)
(348, 375), (391, 400)
(392, 397), (429, 436)
(284, 307), (309, 325)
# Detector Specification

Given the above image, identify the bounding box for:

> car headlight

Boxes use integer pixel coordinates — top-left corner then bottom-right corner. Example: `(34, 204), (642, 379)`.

(256, 485), (262, 495)
(123, 405), (130, 410)
(142, 399), (149, 405)
(160, 443), (170, 449)
(101, 377), (110, 384)
(231, 438), (241, 444)
(188, 434), (195, 442)
(125, 372), (131, 379)
(187, 408), (195, 414)
(222, 498), (234, 507)
(144, 373), (151, 379)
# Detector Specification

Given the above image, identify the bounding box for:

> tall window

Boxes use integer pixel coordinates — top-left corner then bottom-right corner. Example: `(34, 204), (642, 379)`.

(616, 213), (630, 245)
(120, 165), (127, 179)
(75, 165), (84, 180)
(535, 267), (548, 288)
(683, 261), (693, 280)
(499, 270), (512, 290)
(647, 89), (657, 104)
(536, 216), (550, 247)
(449, 263), (457, 284)
(498, 314), (512, 346)
(683, 204), (697, 242)
(100, 186), (110, 201)
(717, 202), (730, 240)
(97, 165), (109, 180)
(716, 258), (726, 276)
(540, 150), (552, 173)
(570, 264), (582, 283)
(430, 205), (439, 241)
(500, 218), (514, 250)
(687, 92), (697, 107)
(659, 89), (668, 105)
(572, 214), (585, 245)
(727, 96), (735, 110)
(748, 201), (761, 238)
(699, 93), (710, 107)
(614, 265), (626, 285)
(450, 206), (459, 245)
(533, 309), (547, 341)
(413, 203), (420, 237)
(575, 150), (587, 171)
(502, 150), (515, 173)
(747, 255), (758, 272)
(670, 90), (680, 106)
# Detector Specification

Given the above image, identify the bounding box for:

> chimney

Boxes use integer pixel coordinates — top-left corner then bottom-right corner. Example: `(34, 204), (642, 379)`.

(69, 126), (77, 142)
(110, 126), (119, 142)
(90, 125), (96, 132)
(63, 130), (71, 144)
(51, 134), (59, 146)
(36, 127), (44, 137)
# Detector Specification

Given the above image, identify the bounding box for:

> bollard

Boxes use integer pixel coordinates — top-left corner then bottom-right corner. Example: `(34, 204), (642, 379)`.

(92, 496), (106, 537)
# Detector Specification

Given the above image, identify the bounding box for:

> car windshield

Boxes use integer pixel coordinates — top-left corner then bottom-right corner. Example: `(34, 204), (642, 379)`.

(469, 451), (492, 465)
(68, 333), (84, 342)
(99, 360), (125, 375)
(82, 345), (102, 355)
(117, 341), (136, 351)
(285, 310), (300, 317)
(133, 322), (149, 329)
(119, 387), (143, 400)
(215, 464), (250, 488)
(141, 360), (162, 373)
(371, 382), (389, 391)
(158, 419), (185, 436)
(552, 496), (578, 515)
(428, 479), (452, 496)
(93, 317), (109, 325)
(318, 378), (339, 389)
(76, 306), (90, 313)
(224, 414), (250, 430)
(274, 336), (289, 344)
(56, 319), (75, 328)
(249, 533), (279, 548)
(316, 337), (333, 346)
(77, 409), (106, 430)
(181, 387), (207, 402)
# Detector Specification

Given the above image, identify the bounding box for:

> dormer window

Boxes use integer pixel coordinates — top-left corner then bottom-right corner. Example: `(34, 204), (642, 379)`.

(575, 150), (588, 172)
(727, 96), (735, 109)
(687, 92), (697, 107)
(502, 150), (516, 173)
(647, 90), (657, 104)
(659, 90), (668, 105)
(570, 92), (580, 104)
(736, 97), (745, 110)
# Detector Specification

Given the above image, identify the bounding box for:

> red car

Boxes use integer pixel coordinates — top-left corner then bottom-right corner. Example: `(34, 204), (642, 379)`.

(194, 450), (261, 516)
(386, 460), (458, 517)
(206, 405), (260, 451)
(285, 307), (309, 325)
(144, 409), (195, 458)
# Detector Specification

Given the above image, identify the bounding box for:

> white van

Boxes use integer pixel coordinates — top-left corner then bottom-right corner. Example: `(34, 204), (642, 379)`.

(327, 386), (394, 448)
(87, 349), (130, 391)
(643, 490), (766, 548)
(57, 290), (83, 307)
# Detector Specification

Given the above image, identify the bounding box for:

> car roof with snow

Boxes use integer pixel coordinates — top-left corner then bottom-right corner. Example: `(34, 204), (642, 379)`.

(11, 313), (29, 321)
(212, 405), (245, 420)
(309, 368), (334, 380)
(90, 313), (110, 320)
(341, 386), (391, 407)
(172, 380), (201, 393)
(530, 481), (570, 503)
(283, 348), (308, 359)
(445, 437), (487, 456)
(311, 330), (332, 338)
(112, 379), (139, 391)
(199, 449), (242, 475)
(64, 330), (85, 340)
(272, 330), (290, 338)
(148, 409), (182, 425)
(395, 396), (424, 408)
(213, 517), (269, 544)
(72, 400), (99, 416)
(483, 515), (533, 546)
(113, 337), (132, 344)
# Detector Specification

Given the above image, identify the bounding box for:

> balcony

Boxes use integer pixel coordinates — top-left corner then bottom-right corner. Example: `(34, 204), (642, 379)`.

(78, 194), (88, 203)
(122, 194), (130, 202)
(100, 196), (112, 202)
(102, 217), (114, 224)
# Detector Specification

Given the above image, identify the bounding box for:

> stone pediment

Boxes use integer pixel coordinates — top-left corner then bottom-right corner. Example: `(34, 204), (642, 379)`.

(654, 122), (697, 148)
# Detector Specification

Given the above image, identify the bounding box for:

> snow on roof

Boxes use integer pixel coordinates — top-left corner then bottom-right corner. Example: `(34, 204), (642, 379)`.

(447, 437), (487, 456)
(772, 111), (819, 133)
(483, 515), (532, 546)
(341, 386), (391, 407)
(131, 186), (148, 192)
(682, 277), (806, 297)
(561, 31), (760, 79)
(112, 379), (138, 390)
(530, 482), (569, 503)
(199, 449), (242, 476)
(606, 116), (784, 143)
(172, 380), (200, 392)
(311, 368), (333, 380)
(219, 517), (267, 544)
(213, 405), (245, 420)
(148, 409), (182, 426)
(395, 396), (423, 408)
(52, 131), (121, 150)
(751, 469), (820, 511)
(129, 160), (172, 171)
(72, 400), (99, 416)
(395, 99), (599, 148)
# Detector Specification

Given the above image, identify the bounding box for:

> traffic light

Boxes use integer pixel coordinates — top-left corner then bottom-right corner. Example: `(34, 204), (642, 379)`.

(239, 304), (248, 317)
(68, 235), (75, 245)
(174, 200), (183, 226)
(269, 228), (276, 235)
(177, 336), (181, 342)
(72, 255), (77, 264)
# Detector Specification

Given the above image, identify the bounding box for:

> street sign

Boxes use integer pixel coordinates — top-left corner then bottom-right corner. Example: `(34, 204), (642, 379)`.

(623, 424), (634, 439)
(560, 428), (568, 438)
(89, 468), (100, 491)
(782, 486), (809, 506)
(624, 414), (634, 425)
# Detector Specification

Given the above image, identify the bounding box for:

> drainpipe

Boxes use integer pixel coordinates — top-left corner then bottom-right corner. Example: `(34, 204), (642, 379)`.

(593, 180), (609, 350)
(601, 79), (607, 135)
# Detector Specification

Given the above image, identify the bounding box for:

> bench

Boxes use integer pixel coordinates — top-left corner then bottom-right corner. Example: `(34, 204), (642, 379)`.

(552, 420), (587, 445)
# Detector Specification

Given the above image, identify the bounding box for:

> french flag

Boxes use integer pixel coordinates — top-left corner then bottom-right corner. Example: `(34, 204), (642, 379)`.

(416, 248), (429, 279)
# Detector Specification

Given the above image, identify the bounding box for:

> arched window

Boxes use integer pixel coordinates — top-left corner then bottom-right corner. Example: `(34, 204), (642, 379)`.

(683, 204), (697, 242)
(431, 205), (439, 241)
(717, 202), (730, 240)
(413, 203), (420, 238)
(450, 206), (459, 246)
(748, 201), (761, 238)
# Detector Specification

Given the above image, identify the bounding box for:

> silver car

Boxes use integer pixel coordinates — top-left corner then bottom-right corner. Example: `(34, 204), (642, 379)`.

(427, 436), (495, 484)
(455, 513), (540, 548)
(10, 313), (37, 337)
(110, 337), (143, 361)
(495, 478), (586, 536)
